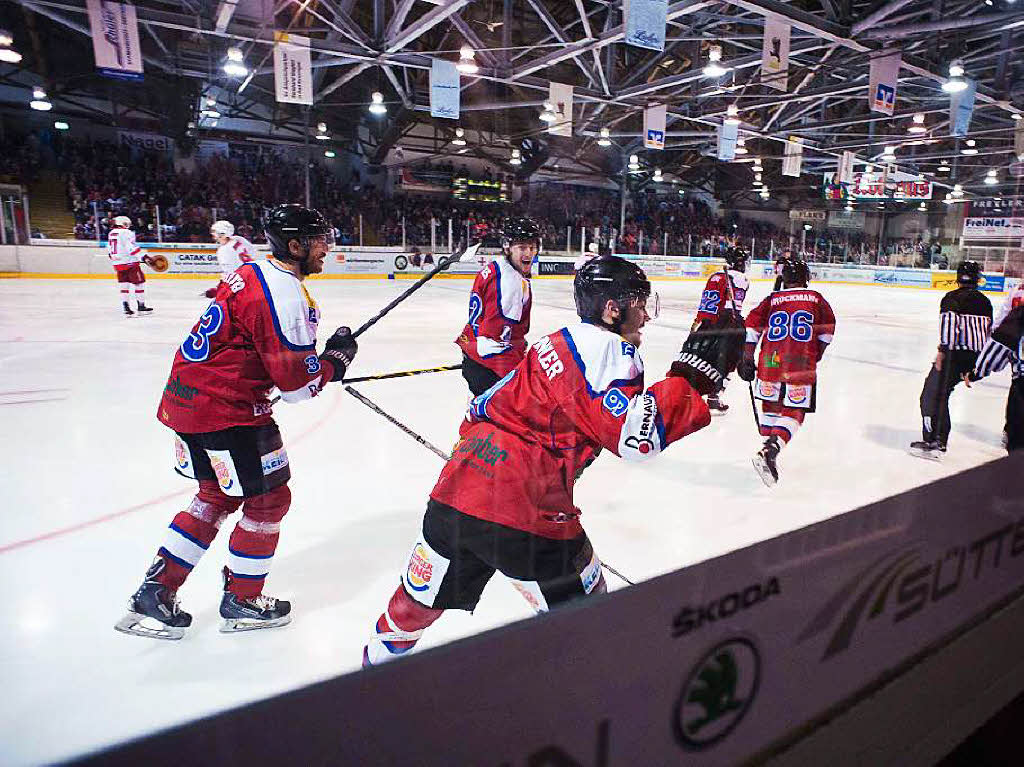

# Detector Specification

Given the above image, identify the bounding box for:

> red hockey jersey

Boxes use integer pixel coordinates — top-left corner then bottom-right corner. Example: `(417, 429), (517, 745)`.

(745, 288), (836, 384)
(694, 269), (750, 326)
(157, 260), (331, 434)
(455, 256), (532, 378)
(432, 321), (711, 540)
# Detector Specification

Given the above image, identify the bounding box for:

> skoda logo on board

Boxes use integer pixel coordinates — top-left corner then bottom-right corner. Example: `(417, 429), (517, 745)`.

(673, 637), (761, 751)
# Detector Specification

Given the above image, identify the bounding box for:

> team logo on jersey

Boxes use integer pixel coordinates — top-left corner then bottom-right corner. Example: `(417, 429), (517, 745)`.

(624, 435), (655, 454)
(673, 637), (761, 751)
(405, 544), (434, 592)
(764, 350), (781, 368)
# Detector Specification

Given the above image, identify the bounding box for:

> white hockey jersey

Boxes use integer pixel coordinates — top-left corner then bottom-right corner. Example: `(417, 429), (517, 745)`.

(216, 236), (257, 272)
(107, 228), (143, 267)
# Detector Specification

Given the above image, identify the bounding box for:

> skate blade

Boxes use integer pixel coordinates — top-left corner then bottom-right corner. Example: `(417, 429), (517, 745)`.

(219, 614), (292, 633)
(907, 447), (943, 462)
(114, 612), (185, 640)
(752, 455), (778, 487)
(709, 408), (729, 417)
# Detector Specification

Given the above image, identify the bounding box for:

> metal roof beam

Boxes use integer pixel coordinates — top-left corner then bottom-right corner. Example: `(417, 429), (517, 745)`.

(859, 11), (1024, 40)
(850, 0), (919, 36)
(386, 0), (472, 53)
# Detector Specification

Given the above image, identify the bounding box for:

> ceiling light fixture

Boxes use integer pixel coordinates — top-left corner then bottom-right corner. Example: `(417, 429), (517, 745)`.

(456, 46), (478, 74)
(452, 127), (466, 146)
(724, 104), (740, 126)
(942, 60), (967, 93)
(597, 127), (611, 147)
(961, 138), (978, 155)
(539, 101), (557, 123)
(703, 45), (729, 78)
(369, 91), (387, 115)
(908, 113), (927, 134)
(0, 29), (22, 63)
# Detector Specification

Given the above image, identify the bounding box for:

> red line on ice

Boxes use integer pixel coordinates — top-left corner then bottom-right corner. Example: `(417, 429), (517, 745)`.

(0, 389), (342, 554)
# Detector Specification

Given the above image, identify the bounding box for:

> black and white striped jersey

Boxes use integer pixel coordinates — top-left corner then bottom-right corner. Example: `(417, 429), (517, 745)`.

(973, 305), (1024, 380)
(938, 287), (993, 352)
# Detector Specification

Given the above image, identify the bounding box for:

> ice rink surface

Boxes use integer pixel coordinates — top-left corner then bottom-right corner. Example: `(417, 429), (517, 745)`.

(0, 273), (1012, 764)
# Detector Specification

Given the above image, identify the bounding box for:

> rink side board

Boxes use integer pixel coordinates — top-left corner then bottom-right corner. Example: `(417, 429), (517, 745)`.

(75, 453), (1024, 767)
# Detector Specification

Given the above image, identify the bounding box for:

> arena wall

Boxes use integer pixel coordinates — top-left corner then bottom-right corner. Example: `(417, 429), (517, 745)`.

(0, 242), (1018, 293)
(72, 452), (1024, 766)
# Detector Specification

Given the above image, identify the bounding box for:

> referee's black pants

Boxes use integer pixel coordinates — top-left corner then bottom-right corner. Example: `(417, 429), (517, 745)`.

(919, 349), (978, 447)
(1006, 377), (1024, 453)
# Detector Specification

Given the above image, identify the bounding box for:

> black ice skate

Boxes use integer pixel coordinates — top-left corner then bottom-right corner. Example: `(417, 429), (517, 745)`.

(114, 558), (192, 640)
(136, 302), (154, 314)
(219, 567), (292, 633)
(753, 437), (780, 487)
(707, 393), (729, 415)
(908, 440), (946, 462)
(122, 301), (134, 317)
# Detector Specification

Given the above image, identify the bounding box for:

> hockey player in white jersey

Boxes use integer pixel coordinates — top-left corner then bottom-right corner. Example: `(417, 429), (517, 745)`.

(204, 220), (257, 298)
(107, 216), (153, 316)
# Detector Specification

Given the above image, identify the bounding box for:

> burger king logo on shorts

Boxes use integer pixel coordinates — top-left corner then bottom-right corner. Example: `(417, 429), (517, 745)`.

(788, 385), (809, 405)
(406, 544), (434, 592)
(209, 454), (234, 491)
(174, 438), (190, 471)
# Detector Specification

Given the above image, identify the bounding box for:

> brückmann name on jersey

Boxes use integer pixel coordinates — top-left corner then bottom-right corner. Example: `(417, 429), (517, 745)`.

(164, 374), (198, 401)
(772, 292), (817, 305)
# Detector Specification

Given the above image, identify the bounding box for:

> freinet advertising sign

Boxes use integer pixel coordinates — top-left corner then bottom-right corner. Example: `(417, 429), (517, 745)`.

(962, 217), (1024, 239)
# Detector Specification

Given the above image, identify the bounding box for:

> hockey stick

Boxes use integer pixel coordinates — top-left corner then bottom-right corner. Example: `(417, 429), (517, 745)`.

(343, 363), (462, 385)
(344, 385), (451, 461)
(748, 382), (761, 431)
(350, 242), (481, 340)
(346, 384), (637, 587)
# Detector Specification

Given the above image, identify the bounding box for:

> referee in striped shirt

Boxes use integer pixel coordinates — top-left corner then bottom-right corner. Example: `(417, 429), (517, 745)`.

(910, 261), (992, 460)
(964, 303), (1024, 453)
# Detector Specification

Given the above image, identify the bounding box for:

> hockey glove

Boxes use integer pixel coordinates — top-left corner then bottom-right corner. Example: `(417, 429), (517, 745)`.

(669, 331), (725, 397)
(320, 326), (358, 382)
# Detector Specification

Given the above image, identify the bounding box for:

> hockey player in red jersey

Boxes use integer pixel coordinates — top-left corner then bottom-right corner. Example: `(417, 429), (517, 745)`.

(115, 205), (359, 640)
(456, 217), (538, 396)
(738, 258), (836, 486)
(107, 215), (154, 316)
(363, 256), (720, 666)
(690, 247), (750, 414)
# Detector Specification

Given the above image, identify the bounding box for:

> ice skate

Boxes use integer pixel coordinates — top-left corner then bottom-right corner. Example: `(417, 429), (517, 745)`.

(122, 301), (134, 317)
(114, 558), (192, 640)
(753, 437), (780, 487)
(219, 567), (291, 633)
(707, 393), (729, 415)
(136, 302), (154, 314)
(908, 440), (945, 462)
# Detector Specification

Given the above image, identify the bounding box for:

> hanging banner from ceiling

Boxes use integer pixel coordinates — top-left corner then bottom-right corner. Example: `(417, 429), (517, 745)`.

(429, 58), (460, 119)
(821, 170), (932, 201)
(1016, 122), (1024, 157)
(838, 151), (856, 184)
(624, 0), (667, 51)
(761, 19), (791, 92)
(867, 49), (900, 115)
(85, 0), (144, 81)
(273, 32), (313, 105)
(949, 79), (977, 137)
(782, 135), (803, 177)
(548, 82), (574, 137)
(644, 104), (667, 150)
(717, 122), (738, 161)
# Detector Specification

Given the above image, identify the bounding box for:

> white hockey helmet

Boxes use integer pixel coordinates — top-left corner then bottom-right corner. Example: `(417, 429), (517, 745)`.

(211, 219), (235, 238)
(113, 215), (132, 229)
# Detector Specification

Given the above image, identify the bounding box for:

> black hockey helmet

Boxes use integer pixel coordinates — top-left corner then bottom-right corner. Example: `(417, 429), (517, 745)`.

(501, 216), (541, 250)
(725, 247), (748, 272)
(781, 258), (810, 287)
(574, 255), (658, 330)
(956, 260), (981, 287)
(264, 204), (333, 272)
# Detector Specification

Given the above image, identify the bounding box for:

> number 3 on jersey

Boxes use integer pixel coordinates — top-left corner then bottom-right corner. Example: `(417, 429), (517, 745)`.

(765, 309), (814, 342)
(181, 303), (224, 362)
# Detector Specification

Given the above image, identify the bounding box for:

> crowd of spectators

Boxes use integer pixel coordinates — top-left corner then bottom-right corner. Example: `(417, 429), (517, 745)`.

(0, 131), (887, 263)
